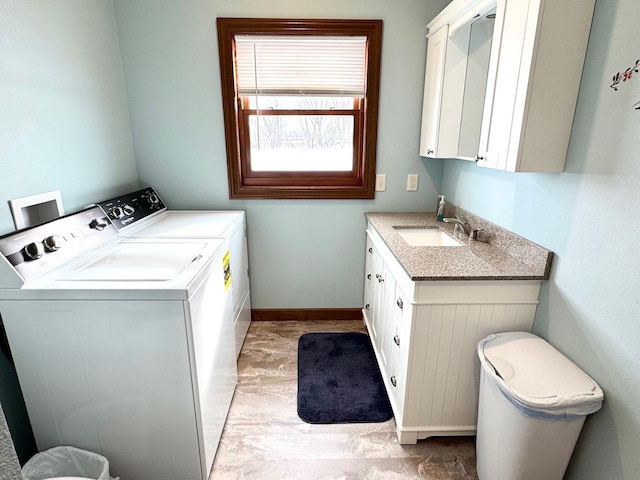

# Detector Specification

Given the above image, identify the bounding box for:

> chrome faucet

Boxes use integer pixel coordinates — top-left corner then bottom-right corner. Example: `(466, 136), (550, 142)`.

(443, 217), (469, 236)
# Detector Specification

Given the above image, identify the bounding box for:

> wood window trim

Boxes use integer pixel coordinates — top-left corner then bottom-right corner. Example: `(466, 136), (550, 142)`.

(216, 18), (383, 199)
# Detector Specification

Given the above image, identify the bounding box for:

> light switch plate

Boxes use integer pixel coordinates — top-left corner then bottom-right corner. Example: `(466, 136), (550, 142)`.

(375, 174), (386, 191)
(407, 174), (419, 191)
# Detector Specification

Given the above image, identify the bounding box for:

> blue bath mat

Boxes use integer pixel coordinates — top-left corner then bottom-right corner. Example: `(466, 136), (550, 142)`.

(297, 332), (393, 424)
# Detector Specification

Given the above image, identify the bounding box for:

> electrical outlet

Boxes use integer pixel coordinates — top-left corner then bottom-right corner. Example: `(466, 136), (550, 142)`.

(407, 174), (419, 191)
(375, 174), (386, 191)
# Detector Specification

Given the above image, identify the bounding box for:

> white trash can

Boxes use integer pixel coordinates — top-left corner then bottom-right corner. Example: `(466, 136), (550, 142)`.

(476, 332), (604, 480)
(21, 446), (118, 480)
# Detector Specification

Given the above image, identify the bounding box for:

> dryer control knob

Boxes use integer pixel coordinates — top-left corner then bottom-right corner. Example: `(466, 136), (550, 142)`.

(43, 235), (62, 252)
(122, 204), (135, 216)
(89, 218), (108, 231)
(24, 242), (44, 260)
(112, 207), (125, 219)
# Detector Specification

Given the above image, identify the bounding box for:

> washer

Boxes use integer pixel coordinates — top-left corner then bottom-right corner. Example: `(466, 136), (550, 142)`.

(0, 206), (236, 480)
(97, 187), (251, 357)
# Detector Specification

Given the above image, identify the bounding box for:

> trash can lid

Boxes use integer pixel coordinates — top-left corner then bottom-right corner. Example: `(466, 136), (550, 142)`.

(478, 332), (603, 415)
(47, 477), (91, 480)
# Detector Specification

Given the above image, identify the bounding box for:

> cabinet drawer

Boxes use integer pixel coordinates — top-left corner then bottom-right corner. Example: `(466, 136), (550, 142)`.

(392, 286), (412, 352)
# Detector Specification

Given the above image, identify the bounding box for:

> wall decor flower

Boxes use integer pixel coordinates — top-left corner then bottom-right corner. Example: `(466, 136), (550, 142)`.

(610, 58), (640, 110)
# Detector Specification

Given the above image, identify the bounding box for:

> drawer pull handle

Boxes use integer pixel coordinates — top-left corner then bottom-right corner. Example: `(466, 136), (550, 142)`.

(390, 376), (397, 387)
(396, 298), (403, 309)
(394, 335), (400, 346)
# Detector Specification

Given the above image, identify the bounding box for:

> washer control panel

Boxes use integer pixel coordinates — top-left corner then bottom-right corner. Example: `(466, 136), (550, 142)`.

(98, 187), (167, 231)
(0, 206), (117, 281)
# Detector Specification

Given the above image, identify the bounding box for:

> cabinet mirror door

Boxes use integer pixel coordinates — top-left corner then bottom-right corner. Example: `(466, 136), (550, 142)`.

(457, 8), (496, 159)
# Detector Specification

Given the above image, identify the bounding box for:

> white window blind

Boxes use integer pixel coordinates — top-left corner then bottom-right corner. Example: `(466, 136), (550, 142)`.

(234, 35), (367, 97)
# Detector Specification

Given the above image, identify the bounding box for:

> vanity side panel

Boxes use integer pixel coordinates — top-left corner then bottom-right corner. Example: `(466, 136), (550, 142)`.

(404, 300), (538, 441)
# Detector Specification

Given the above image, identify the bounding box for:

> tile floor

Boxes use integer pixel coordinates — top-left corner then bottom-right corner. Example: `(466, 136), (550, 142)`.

(210, 320), (478, 479)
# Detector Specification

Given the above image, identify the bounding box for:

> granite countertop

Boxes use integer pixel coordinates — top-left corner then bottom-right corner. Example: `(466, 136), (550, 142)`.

(365, 211), (553, 281)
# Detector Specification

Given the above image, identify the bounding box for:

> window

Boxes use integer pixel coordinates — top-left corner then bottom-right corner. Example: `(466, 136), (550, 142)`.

(216, 18), (383, 199)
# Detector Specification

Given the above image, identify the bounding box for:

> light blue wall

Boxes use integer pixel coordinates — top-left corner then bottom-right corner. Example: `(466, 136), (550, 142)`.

(0, 0), (140, 462)
(0, 0), (140, 235)
(442, 0), (640, 478)
(4, 0), (635, 477)
(112, 0), (448, 309)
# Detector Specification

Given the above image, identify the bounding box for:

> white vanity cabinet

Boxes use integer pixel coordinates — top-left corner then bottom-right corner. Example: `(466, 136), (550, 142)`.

(362, 223), (542, 444)
(419, 0), (595, 172)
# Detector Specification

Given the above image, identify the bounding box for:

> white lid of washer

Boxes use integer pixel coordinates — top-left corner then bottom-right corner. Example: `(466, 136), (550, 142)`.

(478, 332), (604, 415)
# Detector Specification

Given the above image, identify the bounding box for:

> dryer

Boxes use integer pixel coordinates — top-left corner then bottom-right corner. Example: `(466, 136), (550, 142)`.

(0, 206), (236, 480)
(97, 188), (251, 357)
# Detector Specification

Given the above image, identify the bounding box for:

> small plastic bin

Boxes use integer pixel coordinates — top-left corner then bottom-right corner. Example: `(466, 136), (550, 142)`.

(21, 446), (117, 480)
(476, 332), (603, 480)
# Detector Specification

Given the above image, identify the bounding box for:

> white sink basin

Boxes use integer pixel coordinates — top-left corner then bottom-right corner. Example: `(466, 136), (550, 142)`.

(394, 227), (463, 247)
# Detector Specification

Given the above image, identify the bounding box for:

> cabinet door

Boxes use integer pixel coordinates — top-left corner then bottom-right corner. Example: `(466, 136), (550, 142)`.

(391, 286), (410, 361)
(363, 240), (385, 348)
(477, 0), (594, 172)
(378, 262), (397, 372)
(419, 25), (449, 158)
(476, 0), (516, 170)
(389, 285), (411, 419)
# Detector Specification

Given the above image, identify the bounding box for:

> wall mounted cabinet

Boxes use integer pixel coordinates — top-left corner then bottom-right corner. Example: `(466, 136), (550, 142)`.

(419, 0), (595, 172)
(418, 25), (450, 158)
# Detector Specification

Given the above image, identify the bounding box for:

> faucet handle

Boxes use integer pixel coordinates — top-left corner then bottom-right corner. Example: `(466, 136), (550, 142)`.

(469, 228), (484, 241)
